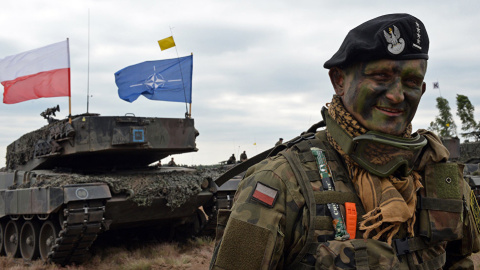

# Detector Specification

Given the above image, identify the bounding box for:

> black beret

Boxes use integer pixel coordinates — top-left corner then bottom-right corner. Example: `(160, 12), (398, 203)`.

(324, 13), (429, 69)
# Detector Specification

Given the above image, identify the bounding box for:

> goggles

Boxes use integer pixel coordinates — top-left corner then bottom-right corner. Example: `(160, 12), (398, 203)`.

(323, 107), (427, 177)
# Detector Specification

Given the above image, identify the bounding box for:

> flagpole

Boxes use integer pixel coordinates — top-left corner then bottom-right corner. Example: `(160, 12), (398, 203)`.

(188, 52), (193, 118)
(169, 27), (190, 118)
(436, 80), (441, 97)
(67, 38), (72, 123)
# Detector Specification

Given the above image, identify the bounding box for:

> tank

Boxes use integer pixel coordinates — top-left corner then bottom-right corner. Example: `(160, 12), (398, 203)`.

(0, 106), (237, 265)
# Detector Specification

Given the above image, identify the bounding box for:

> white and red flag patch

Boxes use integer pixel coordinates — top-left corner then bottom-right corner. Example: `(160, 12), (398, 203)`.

(251, 182), (279, 208)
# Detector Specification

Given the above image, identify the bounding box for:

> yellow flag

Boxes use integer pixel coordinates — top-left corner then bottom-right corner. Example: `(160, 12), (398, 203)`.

(158, 36), (176, 51)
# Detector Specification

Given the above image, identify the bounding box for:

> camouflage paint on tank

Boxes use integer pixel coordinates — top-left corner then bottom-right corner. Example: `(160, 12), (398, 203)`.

(6, 114), (198, 171)
(0, 183), (110, 218)
(3, 167), (224, 209)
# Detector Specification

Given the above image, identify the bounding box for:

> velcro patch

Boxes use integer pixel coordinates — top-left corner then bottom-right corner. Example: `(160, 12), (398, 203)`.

(251, 182), (278, 208)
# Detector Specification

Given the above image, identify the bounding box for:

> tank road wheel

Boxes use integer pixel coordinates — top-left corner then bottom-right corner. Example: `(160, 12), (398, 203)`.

(4, 220), (20, 257)
(20, 221), (40, 260)
(39, 221), (59, 261)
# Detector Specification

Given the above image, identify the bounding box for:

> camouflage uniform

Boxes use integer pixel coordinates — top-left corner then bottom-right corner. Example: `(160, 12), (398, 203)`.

(210, 130), (480, 269)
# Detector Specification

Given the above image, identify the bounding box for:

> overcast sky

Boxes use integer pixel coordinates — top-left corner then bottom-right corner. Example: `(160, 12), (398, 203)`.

(1, 0), (479, 167)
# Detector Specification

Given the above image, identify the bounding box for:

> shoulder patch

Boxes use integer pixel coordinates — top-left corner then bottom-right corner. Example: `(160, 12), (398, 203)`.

(251, 182), (279, 208)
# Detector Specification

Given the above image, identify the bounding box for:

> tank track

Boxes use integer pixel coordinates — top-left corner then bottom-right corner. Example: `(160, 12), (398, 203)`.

(49, 200), (105, 265)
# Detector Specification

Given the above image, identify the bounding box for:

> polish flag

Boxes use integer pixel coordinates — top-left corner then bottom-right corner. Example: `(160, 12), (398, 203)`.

(0, 40), (70, 104)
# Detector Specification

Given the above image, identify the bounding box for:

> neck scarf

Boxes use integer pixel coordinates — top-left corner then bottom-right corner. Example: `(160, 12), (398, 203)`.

(326, 95), (423, 244)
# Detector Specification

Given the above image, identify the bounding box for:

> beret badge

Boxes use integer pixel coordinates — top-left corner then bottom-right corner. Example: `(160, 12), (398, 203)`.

(383, 25), (405, 55)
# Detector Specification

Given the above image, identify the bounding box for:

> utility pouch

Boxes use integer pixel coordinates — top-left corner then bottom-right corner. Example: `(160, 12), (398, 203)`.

(315, 239), (400, 270)
(418, 162), (464, 243)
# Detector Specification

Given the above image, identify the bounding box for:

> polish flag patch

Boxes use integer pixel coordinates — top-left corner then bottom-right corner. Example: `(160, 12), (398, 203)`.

(251, 182), (279, 208)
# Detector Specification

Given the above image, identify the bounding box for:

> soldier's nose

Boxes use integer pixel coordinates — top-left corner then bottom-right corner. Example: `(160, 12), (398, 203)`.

(385, 80), (404, 104)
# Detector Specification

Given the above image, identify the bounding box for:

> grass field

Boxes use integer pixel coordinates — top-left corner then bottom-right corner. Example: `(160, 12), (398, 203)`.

(1, 238), (479, 269)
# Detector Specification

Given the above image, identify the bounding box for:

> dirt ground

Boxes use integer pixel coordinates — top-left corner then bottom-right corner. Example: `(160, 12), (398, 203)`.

(0, 236), (215, 270)
(1, 239), (479, 269)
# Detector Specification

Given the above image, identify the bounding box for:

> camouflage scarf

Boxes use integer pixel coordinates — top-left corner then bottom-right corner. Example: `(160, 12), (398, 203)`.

(325, 95), (422, 244)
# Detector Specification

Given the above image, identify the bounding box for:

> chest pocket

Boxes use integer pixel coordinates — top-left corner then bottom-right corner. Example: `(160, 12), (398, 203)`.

(418, 162), (465, 243)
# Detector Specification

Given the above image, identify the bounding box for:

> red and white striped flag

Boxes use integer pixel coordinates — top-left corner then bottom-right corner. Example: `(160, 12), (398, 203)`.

(0, 40), (70, 104)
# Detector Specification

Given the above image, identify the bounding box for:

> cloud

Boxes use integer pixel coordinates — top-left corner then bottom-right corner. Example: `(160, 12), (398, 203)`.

(1, 0), (480, 167)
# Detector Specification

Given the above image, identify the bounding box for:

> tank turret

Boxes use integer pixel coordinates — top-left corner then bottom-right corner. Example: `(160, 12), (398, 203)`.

(6, 112), (198, 171)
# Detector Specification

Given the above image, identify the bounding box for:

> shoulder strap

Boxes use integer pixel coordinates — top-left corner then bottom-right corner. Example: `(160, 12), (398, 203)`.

(214, 121), (324, 187)
(282, 142), (318, 270)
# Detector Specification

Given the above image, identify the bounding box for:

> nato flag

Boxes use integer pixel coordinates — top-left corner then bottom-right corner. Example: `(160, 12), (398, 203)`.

(115, 55), (192, 103)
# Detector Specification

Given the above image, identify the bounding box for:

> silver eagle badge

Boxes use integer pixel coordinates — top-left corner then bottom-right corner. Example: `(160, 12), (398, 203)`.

(383, 25), (405, 55)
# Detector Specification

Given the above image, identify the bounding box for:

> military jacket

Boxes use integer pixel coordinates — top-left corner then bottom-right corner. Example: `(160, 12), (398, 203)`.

(210, 131), (480, 270)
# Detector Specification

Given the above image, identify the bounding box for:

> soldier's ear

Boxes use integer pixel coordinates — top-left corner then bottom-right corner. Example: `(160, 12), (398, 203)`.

(421, 82), (426, 95)
(329, 67), (346, 96)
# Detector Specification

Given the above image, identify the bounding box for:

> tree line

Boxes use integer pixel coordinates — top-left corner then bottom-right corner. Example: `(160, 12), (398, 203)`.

(428, 94), (480, 141)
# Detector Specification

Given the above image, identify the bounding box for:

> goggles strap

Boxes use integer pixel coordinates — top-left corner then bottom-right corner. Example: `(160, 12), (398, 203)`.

(322, 107), (355, 155)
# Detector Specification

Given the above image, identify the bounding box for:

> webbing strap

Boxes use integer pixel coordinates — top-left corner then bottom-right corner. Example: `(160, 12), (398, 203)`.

(298, 151), (316, 163)
(314, 190), (358, 205)
(394, 237), (446, 270)
(295, 139), (322, 152)
(417, 196), (464, 213)
(351, 240), (369, 270)
(406, 237), (429, 252)
(314, 216), (333, 230)
(414, 251), (446, 270)
(393, 237), (429, 256)
(283, 149), (317, 269)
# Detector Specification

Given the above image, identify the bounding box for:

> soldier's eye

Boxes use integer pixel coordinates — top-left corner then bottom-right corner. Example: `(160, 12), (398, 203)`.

(371, 73), (389, 81)
(404, 77), (422, 87)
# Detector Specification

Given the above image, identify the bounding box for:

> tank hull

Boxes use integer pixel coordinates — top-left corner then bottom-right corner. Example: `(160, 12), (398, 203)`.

(0, 167), (221, 265)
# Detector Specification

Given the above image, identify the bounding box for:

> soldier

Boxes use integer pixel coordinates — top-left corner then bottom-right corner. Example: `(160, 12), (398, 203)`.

(275, 138), (283, 146)
(167, 157), (176, 166)
(210, 13), (480, 269)
(227, 154), (236, 164)
(240, 151), (248, 162)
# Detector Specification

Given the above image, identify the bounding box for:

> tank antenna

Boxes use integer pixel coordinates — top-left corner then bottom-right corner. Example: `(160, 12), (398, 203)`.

(86, 8), (91, 113)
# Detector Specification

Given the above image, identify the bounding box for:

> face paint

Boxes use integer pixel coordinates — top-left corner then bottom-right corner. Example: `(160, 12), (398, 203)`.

(341, 59), (426, 135)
